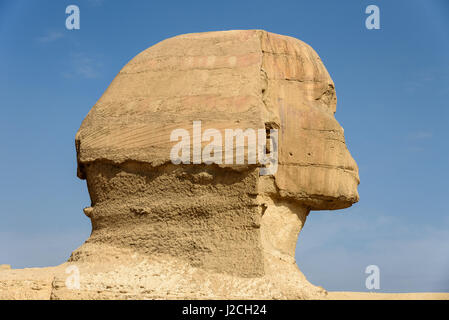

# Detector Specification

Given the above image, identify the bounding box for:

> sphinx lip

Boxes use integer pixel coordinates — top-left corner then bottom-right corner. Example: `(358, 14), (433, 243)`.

(338, 167), (360, 184)
(347, 170), (360, 184)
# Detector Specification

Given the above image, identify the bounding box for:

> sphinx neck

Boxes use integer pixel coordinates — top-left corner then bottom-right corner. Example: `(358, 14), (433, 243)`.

(75, 161), (310, 279)
(260, 197), (309, 264)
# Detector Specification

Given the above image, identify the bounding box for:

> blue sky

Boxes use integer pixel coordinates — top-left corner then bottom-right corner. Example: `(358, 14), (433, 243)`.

(0, 0), (448, 292)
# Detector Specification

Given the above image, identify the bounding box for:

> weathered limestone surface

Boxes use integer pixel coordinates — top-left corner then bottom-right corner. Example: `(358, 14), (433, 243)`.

(1, 30), (361, 300)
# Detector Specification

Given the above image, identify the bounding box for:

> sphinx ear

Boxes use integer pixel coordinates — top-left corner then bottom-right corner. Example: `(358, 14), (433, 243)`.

(259, 129), (278, 176)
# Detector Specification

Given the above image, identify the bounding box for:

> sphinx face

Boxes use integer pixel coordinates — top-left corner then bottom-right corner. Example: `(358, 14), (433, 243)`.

(257, 31), (359, 210)
(273, 92), (360, 210)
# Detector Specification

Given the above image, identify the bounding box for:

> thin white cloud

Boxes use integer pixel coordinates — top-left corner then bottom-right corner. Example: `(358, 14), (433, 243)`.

(409, 131), (433, 140)
(63, 52), (103, 79)
(404, 66), (449, 95)
(35, 31), (64, 43)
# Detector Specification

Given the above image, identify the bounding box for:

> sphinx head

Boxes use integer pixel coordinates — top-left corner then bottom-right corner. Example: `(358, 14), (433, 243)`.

(74, 30), (359, 280)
